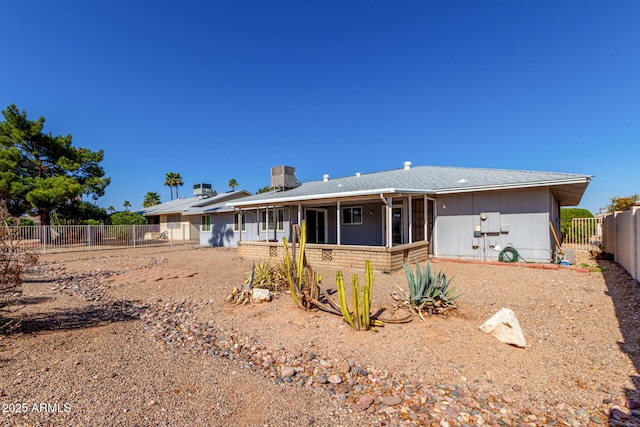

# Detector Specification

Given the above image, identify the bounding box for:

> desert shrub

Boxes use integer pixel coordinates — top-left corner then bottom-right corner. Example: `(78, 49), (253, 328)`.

(0, 200), (38, 333)
(19, 218), (33, 226)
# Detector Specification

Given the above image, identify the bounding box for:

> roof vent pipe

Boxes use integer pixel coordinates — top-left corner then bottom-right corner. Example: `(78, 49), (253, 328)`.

(403, 161), (411, 170)
(323, 174), (329, 181)
(355, 172), (361, 177)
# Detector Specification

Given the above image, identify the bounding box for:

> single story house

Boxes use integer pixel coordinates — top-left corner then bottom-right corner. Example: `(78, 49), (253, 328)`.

(139, 184), (250, 243)
(204, 162), (591, 271)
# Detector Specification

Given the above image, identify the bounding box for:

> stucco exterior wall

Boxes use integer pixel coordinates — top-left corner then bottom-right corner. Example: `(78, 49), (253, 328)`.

(614, 208), (638, 280)
(159, 215), (199, 242)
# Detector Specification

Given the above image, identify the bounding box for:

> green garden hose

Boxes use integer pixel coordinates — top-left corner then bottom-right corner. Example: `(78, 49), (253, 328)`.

(498, 245), (520, 263)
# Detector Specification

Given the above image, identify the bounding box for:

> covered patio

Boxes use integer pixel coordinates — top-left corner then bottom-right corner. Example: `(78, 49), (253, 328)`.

(232, 190), (435, 272)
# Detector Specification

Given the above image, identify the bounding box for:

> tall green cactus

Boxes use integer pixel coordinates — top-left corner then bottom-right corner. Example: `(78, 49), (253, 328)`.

(336, 260), (379, 331)
(283, 220), (321, 309)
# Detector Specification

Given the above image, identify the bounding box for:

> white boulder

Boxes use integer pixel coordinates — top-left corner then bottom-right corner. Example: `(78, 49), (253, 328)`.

(252, 288), (271, 303)
(479, 308), (526, 348)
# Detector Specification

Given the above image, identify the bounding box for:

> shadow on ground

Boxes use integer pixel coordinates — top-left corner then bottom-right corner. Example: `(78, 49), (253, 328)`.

(0, 295), (53, 310)
(15, 301), (144, 334)
(598, 256), (640, 421)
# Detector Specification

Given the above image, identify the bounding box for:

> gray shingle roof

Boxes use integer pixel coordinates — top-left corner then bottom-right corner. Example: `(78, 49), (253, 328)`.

(138, 190), (251, 216)
(228, 165), (592, 207)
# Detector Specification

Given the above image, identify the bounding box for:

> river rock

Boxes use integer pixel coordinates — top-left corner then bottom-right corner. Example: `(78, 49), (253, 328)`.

(281, 366), (295, 378)
(381, 395), (402, 406)
(359, 395), (374, 410)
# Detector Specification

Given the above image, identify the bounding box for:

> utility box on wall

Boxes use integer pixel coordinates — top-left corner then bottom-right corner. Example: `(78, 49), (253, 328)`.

(480, 212), (501, 234)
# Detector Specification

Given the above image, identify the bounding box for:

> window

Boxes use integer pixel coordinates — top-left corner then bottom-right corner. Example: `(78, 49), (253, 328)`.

(234, 212), (246, 231)
(342, 207), (362, 225)
(167, 214), (181, 229)
(201, 215), (211, 232)
(261, 209), (284, 231)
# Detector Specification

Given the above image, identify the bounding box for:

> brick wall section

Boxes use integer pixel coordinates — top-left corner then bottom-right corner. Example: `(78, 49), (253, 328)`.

(237, 240), (429, 272)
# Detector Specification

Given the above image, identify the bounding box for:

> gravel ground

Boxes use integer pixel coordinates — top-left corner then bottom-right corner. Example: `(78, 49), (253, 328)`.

(1, 245), (639, 426)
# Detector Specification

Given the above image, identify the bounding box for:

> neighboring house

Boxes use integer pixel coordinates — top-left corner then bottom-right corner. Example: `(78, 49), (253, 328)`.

(139, 184), (250, 243)
(215, 162), (591, 271)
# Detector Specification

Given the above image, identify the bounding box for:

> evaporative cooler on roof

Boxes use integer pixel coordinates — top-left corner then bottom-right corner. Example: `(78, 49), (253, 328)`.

(270, 166), (296, 190)
(193, 183), (215, 198)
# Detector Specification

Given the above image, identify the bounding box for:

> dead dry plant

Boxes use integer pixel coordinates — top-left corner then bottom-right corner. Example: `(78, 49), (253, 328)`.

(0, 201), (38, 333)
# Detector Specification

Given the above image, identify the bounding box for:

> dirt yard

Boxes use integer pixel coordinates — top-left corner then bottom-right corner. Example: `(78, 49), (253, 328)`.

(1, 245), (639, 426)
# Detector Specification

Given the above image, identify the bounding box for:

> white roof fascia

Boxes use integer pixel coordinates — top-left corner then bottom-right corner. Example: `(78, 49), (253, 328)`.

(435, 177), (592, 195)
(227, 188), (435, 208)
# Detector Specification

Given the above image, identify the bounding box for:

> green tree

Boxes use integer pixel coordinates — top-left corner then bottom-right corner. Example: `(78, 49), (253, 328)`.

(123, 200), (131, 211)
(142, 191), (161, 207)
(107, 206), (116, 215)
(110, 211), (148, 225)
(228, 178), (238, 192)
(257, 185), (274, 194)
(164, 172), (183, 200)
(607, 194), (639, 212)
(0, 104), (110, 225)
(56, 201), (108, 225)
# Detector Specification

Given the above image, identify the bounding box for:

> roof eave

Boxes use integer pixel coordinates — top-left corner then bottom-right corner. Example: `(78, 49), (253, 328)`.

(435, 177), (592, 195)
(226, 188), (435, 208)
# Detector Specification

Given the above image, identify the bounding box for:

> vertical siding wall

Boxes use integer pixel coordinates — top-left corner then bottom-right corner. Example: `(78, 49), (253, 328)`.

(434, 188), (554, 262)
(201, 212), (238, 247)
(201, 209), (293, 248)
(602, 207), (639, 281)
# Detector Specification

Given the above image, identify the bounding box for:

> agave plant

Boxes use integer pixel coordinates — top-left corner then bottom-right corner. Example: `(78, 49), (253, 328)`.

(397, 259), (461, 319)
(244, 260), (271, 288)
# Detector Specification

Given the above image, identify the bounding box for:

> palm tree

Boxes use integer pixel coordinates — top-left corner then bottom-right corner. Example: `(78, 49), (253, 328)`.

(164, 172), (184, 200)
(123, 200), (131, 211)
(228, 178), (239, 192)
(143, 192), (161, 208)
(174, 173), (184, 198)
(107, 206), (116, 215)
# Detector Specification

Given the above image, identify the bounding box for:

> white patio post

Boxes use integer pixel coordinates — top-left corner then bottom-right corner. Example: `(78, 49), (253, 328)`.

(336, 201), (341, 245)
(424, 196), (429, 241)
(408, 195), (413, 244)
(386, 197), (393, 248)
(273, 207), (277, 241)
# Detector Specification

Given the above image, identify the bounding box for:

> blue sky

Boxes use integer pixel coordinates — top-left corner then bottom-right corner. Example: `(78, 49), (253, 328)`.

(2, 1), (638, 214)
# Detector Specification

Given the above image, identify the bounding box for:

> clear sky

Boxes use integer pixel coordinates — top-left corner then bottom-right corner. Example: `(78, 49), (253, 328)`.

(2, 1), (638, 214)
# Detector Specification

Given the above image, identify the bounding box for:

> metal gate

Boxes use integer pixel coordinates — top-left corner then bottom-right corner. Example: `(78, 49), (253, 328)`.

(563, 217), (602, 251)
